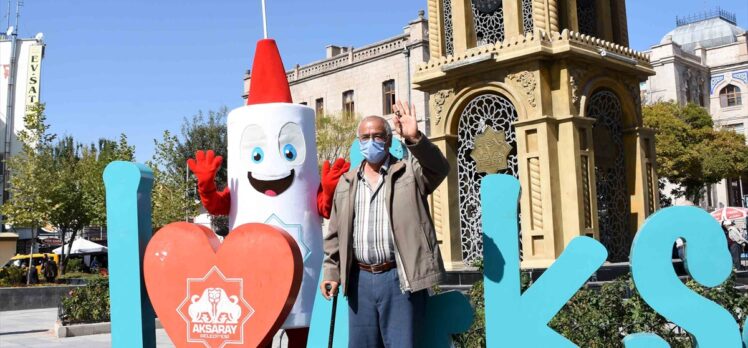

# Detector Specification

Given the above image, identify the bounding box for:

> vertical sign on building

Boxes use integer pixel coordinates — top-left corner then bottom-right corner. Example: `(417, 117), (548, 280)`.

(25, 44), (42, 110)
(26, 45), (44, 111)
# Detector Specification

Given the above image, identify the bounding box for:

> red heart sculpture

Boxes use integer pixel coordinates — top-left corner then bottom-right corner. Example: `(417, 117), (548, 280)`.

(144, 222), (302, 347)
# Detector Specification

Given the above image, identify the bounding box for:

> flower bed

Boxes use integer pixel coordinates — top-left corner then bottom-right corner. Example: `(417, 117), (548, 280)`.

(58, 278), (110, 325)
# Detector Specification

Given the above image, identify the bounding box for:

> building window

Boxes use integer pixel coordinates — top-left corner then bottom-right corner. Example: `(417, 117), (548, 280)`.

(342, 90), (355, 118)
(725, 123), (745, 136)
(577, 0), (597, 37)
(471, 0), (505, 45)
(315, 98), (324, 116)
(382, 80), (396, 115)
(720, 85), (742, 107)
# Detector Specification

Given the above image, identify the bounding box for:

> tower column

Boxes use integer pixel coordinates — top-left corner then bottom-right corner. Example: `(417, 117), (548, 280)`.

(515, 117), (564, 268)
(624, 128), (653, 239)
(556, 116), (599, 245)
(503, 0), (525, 38)
(611, 0), (629, 46)
(451, 0), (477, 54)
(548, 0), (560, 32)
(595, 0), (614, 41)
(530, 0), (559, 35)
(531, 0), (548, 32)
(430, 135), (465, 270)
(566, 0), (579, 32)
(428, 0), (446, 58)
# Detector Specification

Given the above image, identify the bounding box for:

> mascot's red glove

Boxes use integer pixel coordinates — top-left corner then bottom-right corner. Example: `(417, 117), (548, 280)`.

(317, 158), (350, 219)
(187, 150), (231, 216)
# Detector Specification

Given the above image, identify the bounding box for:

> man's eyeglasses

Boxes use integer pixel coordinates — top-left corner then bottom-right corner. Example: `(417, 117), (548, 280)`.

(359, 133), (387, 143)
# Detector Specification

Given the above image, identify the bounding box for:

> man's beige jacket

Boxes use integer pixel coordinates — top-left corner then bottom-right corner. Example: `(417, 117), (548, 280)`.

(323, 135), (450, 295)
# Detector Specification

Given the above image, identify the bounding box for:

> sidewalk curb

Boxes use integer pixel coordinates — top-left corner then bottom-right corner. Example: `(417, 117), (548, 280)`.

(54, 319), (163, 338)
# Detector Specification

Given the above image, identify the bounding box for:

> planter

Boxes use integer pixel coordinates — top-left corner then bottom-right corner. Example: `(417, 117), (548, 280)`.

(59, 278), (88, 285)
(0, 285), (83, 311)
(54, 319), (163, 338)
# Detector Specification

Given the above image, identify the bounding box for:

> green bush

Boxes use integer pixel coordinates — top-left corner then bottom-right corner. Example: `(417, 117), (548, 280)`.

(0, 266), (27, 286)
(453, 264), (748, 347)
(59, 278), (110, 324)
(65, 258), (85, 273)
(58, 272), (105, 281)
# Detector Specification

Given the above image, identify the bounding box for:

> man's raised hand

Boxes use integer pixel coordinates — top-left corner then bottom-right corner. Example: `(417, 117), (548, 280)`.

(392, 100), (421, 144)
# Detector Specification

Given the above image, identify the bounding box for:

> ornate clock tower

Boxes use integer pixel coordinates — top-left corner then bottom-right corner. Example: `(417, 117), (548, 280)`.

(414, 0), (659, 269)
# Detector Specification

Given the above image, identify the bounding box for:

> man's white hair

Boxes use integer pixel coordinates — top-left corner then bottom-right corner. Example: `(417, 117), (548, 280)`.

(356, 115), (392, 139)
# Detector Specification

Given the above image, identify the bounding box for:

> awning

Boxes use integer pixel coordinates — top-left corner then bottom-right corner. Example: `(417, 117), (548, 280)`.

(52, 238), (107, 255)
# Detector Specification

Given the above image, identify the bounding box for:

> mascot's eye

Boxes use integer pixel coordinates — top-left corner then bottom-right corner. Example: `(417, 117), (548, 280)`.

(282, 144), (297, 161)
(251, 147), (264, 163)
(278, 122), (306, 165)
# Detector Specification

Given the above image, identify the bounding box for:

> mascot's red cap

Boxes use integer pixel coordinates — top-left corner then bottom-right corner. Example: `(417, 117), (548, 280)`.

(247, 39), (292, 105)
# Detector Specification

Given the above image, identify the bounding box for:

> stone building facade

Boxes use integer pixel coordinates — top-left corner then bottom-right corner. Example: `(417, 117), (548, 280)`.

(243, 13), (431, 134)
(642, 9), (748, 209)
(415, 0), (658, 269)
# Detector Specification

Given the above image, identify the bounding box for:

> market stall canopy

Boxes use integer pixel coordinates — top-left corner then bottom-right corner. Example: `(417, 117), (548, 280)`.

(52, 238), (107, 255)
(710, 207), (748, 222)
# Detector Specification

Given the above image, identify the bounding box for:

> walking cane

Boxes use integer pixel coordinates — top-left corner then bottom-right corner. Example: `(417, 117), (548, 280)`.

(326, 284), (338, 348)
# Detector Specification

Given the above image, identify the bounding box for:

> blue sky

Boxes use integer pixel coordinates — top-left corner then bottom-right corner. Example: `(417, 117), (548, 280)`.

(12, 0), (748, 161)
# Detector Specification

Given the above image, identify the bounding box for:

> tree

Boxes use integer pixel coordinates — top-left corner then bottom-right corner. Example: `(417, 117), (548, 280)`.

(53, 135), (134, 274)
(316, 112), (359, 165)
(48, 136), (89, 274)
(1, 103), (137, 274)
(176, 108), (229, 235)
(643, 101), (748, 202)
(148, 130), (199, 231)
(178, 108), (228, 185)
(1, 103), (55, 283)
(79, 135), (135, 229)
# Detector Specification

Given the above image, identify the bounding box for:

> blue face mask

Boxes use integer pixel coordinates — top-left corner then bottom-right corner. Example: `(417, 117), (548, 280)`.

(360, 139), (387, 165)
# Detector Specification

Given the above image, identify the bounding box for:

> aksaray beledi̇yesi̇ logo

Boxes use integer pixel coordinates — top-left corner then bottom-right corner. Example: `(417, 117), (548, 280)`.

(177, 266), (254, 348)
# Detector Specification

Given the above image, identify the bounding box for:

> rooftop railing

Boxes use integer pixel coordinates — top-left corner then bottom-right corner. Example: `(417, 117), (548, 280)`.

(676, 7), (737, 26)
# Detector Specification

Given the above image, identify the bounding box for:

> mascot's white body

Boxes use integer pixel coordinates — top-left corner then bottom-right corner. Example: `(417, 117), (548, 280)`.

(226, 103), (321, 328)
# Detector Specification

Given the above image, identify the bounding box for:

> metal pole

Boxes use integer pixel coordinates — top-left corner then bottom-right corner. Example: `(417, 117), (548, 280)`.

(26, 225), (35, 284)
(403, 45), (411, 105)
(261, 0), (268, 39)
(739, 176), (745, 207)
(185, 166), (188, 221)
(3, 22), (17, 214)
(14, 0), (19, 33)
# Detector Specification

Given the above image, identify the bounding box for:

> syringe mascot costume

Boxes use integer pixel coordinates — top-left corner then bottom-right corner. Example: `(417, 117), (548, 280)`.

(187, 39), (350, 346)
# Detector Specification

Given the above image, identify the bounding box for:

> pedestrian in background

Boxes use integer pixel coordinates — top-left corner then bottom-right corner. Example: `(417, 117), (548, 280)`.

(27, 259), (39, 285)
(44, 255), (58, 282)
(726, 220), (748, 270)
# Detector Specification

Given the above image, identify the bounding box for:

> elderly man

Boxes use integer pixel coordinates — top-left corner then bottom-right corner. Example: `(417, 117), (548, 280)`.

(320, 101), (449, 347)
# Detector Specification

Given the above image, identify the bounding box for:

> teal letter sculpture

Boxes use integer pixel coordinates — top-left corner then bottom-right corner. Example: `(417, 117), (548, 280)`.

(481, 174), (608, 347)
(100, 161), (745, 347)
(416, 290), (474, 348)
(625, 206), (740, 348)
(104, 161), (156, 348)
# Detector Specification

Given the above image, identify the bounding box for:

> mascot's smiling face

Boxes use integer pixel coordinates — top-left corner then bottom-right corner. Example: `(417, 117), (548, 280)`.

(240, 121), (307, 197)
